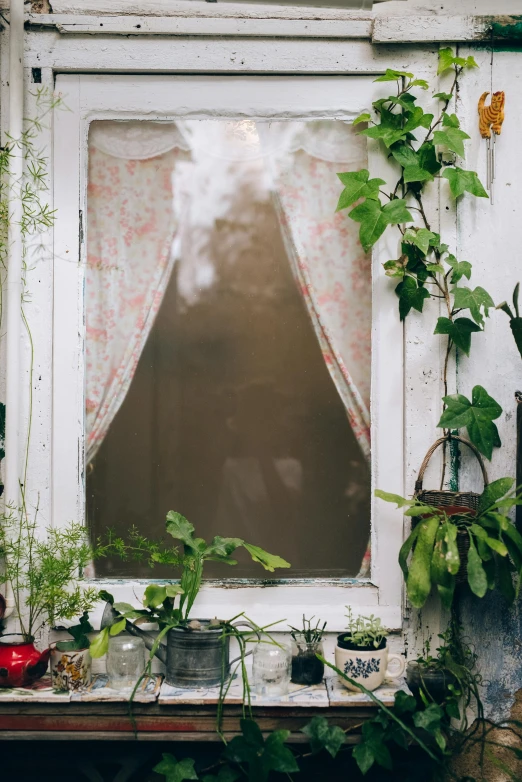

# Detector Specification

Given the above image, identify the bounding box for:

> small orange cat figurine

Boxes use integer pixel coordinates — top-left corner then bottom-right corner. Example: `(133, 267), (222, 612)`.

(478, 91), (505, 138)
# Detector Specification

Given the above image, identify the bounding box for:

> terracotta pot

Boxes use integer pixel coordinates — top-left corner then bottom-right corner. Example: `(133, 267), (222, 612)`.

(50, 642), (92, 691)
(0, 635), (50, 687)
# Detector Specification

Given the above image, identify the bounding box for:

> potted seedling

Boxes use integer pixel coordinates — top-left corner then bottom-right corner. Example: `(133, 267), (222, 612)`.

(91, 512), (290, 688)
(289, 615), (326, 686)
(50, 612), (93, 692)
(335, 608), (405, 692)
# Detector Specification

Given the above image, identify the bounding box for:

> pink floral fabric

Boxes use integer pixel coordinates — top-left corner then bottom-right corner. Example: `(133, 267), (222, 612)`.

(85, 144), (186, 463)
(270, 151), (371, 461)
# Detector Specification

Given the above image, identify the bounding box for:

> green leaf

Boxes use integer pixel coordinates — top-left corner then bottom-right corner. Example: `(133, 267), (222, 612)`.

(479, 478), (514, 513)
(166, 583), (184, 598)
(374, 489), (411, 508)
(444, 522), (460, 576)
(201, 768), (240, 782)
(349, 198), (412, 252)
(434, 92), (452, 102)
(263, 731), (300, 774)
(204, 536), (244, 559)
(467, 534), (488, 597)
(394, 690), (417, 716)
(399, 524), (421, 579)
(144, 584), (168, 608)
(418, 142), (442, 176)
(353, 742), (376, 775)
(166, 512), (196, 548)
(446, 254), (472, 283)
(390, 142), (418, 168)
(484, 537), (508, 557)
(374, 68), (414, 82)
(497, 555), (516, 603)
(153, 754), (198, 782)
(301, 716), (345, 758)
(443, 112), (461, 128)
(242, 543), (290, 572)
(438, 47), (470, 75)
(413, 702), (444, 733)
(352, 112), (371, 126)
(336, 169), (385, 211)
(402, 227), (436, 255)
(434, 316), (481, 355)
(426, 263), (445, 274)
(452, 286), (495, 326)
(395, 276), (431, 321)
(225, 720), (298, 782)
(433, 127), (470, 157)
(407, 516), (440, 608)
(109, 617), (126, 636)
(361, 106), (432, 148)
(411, 79), (429, 90)
(443, 167), (488, 199)
(438, 386), (502, 459)
(403, 164), (434, 183)
(89, 627), (110, 658)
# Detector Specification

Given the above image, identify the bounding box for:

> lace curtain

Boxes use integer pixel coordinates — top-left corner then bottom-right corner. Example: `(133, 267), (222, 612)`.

(86, 118), (371, 470)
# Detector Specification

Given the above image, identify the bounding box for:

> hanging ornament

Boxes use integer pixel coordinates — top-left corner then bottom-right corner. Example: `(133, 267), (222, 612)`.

(478, 90), (505, 204)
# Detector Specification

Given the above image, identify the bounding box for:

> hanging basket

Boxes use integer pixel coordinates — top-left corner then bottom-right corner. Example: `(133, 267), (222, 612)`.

(413, 434), (489, 584)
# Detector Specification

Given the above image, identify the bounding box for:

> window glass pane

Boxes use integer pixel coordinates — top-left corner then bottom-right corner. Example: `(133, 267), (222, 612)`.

(86, 119), (371, 579)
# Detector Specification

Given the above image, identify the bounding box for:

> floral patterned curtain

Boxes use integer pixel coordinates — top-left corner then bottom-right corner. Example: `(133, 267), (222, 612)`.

(85, 123), (189, 463)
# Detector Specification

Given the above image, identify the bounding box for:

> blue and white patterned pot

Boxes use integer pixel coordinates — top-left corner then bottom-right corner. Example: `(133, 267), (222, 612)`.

(334, 643), (405, 692)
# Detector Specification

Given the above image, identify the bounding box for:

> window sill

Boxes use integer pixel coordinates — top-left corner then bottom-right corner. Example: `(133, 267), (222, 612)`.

(0, 674), (409, 741)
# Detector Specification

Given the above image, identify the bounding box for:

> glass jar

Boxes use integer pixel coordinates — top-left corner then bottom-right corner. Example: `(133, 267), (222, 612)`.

(291, 640), (324, 686)
(106, 635), (146, 691)
(252, 642), (291, 697)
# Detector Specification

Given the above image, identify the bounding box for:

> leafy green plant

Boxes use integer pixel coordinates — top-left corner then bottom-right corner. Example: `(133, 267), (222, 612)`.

(376, 477), (522, 609)
(336, 50), (503, 460)
(497, 282), (522, 360)
(91, 511), (290, 657)
(340, 607), (387, 649)
(55, 611), (93, 652)
(0, 507), (99, 641)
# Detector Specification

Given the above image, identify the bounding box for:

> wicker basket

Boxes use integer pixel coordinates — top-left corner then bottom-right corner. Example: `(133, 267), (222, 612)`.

(414, 434), (489, 584)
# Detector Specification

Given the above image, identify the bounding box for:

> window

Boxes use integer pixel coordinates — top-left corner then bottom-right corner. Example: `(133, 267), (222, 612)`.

(53, 75), (404, 627)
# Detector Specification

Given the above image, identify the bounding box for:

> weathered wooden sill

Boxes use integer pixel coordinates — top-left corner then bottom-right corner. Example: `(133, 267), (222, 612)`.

(0, 674), (406, 741)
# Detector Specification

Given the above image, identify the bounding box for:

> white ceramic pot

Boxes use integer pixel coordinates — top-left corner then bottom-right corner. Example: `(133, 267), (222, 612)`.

(334, 643), (405, 692)
(50, 643), (92, 692)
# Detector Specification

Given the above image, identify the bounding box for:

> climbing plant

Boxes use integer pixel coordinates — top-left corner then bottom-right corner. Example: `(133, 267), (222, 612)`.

(336, 49), (502, 461)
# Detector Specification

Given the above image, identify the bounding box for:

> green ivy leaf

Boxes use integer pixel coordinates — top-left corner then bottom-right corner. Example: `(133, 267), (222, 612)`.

(336, 169), (385, 211)
(403, 164), (435, 184)
(411, 78), (429, 90)
(434, 92), (453, 102)
(201, 768), (240, 782)
(433, 127), (470, 157)
(394, 690), (417, 716)
(153, 754), (198, 782)
(301, 716), (346, 758)
(443, 112), (461, 128)
(438, 386), (503, 459)
(418, 142), (442, 176)
(353, 742), (375, 775)
(361, 107), (432, 148)
(446, 254), (472, 283)
(434, 316), (481, 355)
(403, 227), (437, 256)
(390, 142), (418, 168)
(350, 198), (413, 252)
(413, 702), (444, 733)
(374, 68), (414, 82)
(478, 477), (515, 514)
(496, 556), (516, 603)
(352, 112), (371, 126)
(426, 263), (445, 274)
(452, 285), (495, 326)
(443, 167), (488, 199)
(438, 48), (477, 75)
(224, 720), (298, 782)
(395, 276), (431, 321)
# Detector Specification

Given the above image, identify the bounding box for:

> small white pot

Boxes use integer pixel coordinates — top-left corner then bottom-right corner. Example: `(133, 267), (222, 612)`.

(334, 643), (405, 692)
(50, 643), (92, 692)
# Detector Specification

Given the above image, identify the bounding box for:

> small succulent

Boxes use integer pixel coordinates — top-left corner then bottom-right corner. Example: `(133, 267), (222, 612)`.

(342, 607), (387, 650)
(289, 615), (327, 646)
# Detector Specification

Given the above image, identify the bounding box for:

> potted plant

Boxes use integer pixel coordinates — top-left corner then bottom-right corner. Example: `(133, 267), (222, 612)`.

(335, 608), (405, 692)
(376, 475), (522, 610)
(91, 511), (290, 688)
(50, 612), (93, 692)
(289, 615), (326, 686)
(0, 507), (98, 687)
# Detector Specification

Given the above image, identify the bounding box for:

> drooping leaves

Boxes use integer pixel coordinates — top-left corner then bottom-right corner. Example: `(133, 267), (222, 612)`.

(438, 385), (502, 459)
(467, 534), (488, 598)
(434, 316), (482, 355)
(242, 543), (291, 572)
(407, 516), (440, 608)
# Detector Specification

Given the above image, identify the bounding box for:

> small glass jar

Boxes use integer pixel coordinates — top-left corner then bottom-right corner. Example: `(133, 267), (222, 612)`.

(106, 635), (146, 691)
(291, 640), (324, 686)
(252, 642), (291, 697)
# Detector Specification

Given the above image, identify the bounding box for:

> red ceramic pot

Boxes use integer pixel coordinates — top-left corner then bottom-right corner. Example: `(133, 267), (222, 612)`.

(0, 636), (51, 687)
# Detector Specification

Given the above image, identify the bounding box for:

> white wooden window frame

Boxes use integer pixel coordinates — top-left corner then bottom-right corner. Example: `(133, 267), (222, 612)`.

(1, 26), (438, 633)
